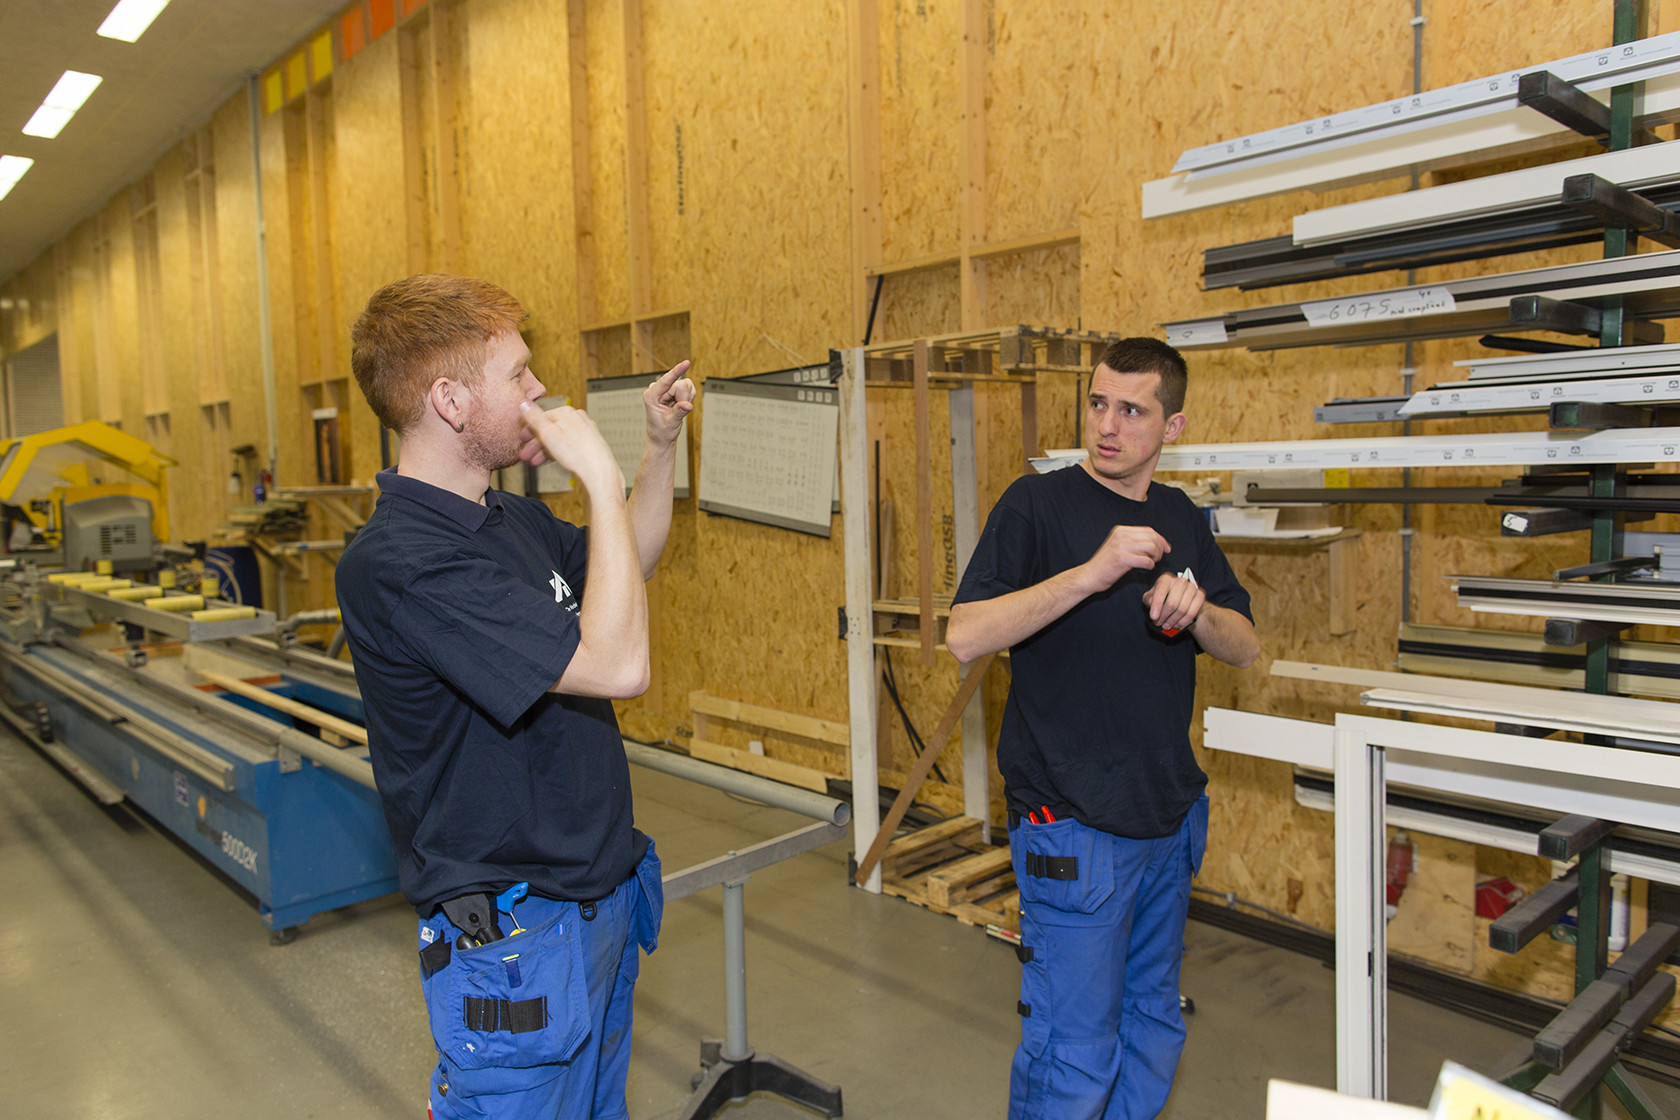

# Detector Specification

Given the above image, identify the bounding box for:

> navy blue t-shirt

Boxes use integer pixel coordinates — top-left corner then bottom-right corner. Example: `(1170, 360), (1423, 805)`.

(336, 468), (646, 914)
(952, 466), (1252, 839)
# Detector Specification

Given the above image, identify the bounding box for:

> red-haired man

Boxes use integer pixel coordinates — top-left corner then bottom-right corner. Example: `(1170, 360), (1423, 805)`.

(337, 273), (693, 1120)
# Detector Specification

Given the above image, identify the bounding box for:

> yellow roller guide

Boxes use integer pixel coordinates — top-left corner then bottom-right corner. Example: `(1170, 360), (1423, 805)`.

(147, 595), (207, 613)
(191, 607), (258, 622)
(49, 572), (104, 584)
(82, 579), (132, 592)
(106, 586), (163, 601)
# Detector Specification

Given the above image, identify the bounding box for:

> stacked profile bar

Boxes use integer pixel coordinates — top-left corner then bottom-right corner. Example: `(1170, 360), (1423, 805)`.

(1164, 248), (1680, 352)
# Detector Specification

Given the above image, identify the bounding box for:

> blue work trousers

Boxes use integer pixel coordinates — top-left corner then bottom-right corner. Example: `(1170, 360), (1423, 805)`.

(1008, 798), (1207, 1120)
(417, 844), (663, 1120)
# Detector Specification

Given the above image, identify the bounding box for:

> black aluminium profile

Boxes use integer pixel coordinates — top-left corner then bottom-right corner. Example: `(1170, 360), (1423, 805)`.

(1486, 493), (1680, 514)
(1202, 184), (1680, 292)
(1395, 633), (1680, 687)
(1454, 580), (1680, 613)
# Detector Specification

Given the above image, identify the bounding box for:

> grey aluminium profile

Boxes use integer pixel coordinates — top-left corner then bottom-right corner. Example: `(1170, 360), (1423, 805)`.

(1166, 247), (1680, 352)
(1454, 575), (1680, 628)
(1396, 622), (1680, 701)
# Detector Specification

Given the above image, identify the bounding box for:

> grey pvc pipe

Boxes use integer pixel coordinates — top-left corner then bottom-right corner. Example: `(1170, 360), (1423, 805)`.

(623, 741), (850, 826)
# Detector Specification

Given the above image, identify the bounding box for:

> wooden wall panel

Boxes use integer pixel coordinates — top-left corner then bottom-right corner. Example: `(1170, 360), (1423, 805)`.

(876, 266), (962, 343)
(258, 101), (300, 481)
(54, 240), (90, 425)
(984, 0), (1081, 243)
(0, 255), (57, 357)
(628, 0), (857, 734)
(878, 0), (961, 261)
(100, 194), (142, 427)
(212, 90), (267, 490)
(642, 0), (852, 364)
(331, 29), (408, 488)
(154, 146), (200, 524)
(584, 0), (629, 321)
(462, 0), (579, 382)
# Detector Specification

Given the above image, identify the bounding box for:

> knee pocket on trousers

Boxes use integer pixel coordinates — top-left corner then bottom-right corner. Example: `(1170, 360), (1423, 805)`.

(422, 910), (590, 1081)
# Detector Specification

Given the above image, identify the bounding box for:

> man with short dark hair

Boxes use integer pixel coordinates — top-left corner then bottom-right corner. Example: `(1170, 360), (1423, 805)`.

(336, 273), (694, 1120)
(947, 336), (1258, 1120)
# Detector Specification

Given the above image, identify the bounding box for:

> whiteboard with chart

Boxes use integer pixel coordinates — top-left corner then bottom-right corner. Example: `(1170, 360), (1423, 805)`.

(584, 374), (691, 498)
(698, 378), (839, 537)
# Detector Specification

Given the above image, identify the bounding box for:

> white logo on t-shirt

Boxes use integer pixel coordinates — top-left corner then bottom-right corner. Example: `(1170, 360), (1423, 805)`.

(551, 571), (572, 603)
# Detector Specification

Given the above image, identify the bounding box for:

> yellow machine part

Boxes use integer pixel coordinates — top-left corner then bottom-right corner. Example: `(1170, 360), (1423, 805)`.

(0, 420), (174, 545)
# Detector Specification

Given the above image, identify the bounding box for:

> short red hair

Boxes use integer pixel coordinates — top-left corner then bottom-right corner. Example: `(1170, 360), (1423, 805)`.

(351, 274), (527, 432)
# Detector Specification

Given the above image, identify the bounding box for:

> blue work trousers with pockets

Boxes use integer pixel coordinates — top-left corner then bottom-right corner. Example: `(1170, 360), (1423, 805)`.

(1008, 797), (1207, 1120)
(418, 843), (664, 1120)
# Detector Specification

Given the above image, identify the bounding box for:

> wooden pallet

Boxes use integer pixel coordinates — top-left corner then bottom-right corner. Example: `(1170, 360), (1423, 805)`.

(878, 817), (1020, 937)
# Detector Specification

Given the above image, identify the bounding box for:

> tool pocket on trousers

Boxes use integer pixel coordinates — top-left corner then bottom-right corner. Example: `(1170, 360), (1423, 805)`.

(632, 843), (664, 953)
(1011, 819), (1114, 916)
(421, 910), (589, 1074)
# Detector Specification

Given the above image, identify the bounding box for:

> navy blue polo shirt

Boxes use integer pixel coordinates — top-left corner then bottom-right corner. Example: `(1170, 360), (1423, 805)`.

(336, 467), (646, 914)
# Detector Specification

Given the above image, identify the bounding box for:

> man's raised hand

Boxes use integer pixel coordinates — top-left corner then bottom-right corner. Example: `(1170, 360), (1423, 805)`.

(1082, 525), (1169, 593)
(644, 360), (695, 446)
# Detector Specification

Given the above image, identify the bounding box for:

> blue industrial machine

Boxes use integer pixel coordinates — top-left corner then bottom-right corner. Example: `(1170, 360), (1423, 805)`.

(0, 423), (395, 940)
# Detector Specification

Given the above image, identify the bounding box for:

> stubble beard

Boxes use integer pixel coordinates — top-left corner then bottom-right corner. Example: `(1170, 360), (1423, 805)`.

(460, 412), (523, 474)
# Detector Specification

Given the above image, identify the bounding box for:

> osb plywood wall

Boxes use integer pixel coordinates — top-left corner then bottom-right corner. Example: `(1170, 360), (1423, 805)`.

(2, 0), (1678, 1019)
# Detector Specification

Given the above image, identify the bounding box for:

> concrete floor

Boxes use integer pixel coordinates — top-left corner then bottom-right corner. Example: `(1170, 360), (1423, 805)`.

(3, 724), (1677, 1119)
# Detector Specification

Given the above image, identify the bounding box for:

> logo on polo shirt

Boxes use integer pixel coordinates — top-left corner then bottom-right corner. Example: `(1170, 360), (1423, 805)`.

(550, 570), (574, 607)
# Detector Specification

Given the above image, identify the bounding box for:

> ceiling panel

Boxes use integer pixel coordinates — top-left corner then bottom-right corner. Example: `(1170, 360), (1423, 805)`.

(0, 0), (348, 285)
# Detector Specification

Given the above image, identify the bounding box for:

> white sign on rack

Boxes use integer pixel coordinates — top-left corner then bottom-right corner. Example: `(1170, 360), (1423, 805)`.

(1300, 286), (1456, 328)
(1164, 318), (1229, 348)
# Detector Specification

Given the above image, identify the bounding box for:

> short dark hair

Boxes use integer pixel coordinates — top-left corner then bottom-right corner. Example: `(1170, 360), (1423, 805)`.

(1094, 337), (1188, 415)
(350, 274), (527, 432)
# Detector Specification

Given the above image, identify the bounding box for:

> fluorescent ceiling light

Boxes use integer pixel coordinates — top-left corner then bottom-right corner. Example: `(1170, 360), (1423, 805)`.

(97, 0), (170, 43)
(0, 155), (35, 202)
(21, 70), (103, 139)
(23, 107), (75, 140)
